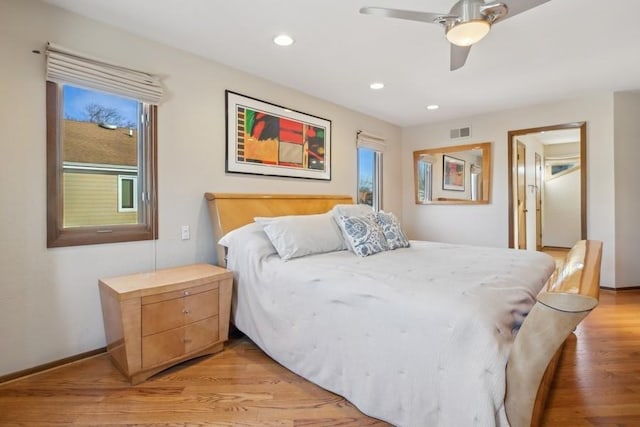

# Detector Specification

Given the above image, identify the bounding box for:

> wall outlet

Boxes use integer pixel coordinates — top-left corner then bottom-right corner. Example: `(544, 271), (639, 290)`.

(181, 225), (190, 240)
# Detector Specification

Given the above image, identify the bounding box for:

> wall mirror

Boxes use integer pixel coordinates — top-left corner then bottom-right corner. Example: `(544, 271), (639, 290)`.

(413, 142), (492, 204)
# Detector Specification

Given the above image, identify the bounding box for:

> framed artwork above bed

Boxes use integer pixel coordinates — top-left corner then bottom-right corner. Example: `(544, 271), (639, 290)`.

(225, 90), (331, 181)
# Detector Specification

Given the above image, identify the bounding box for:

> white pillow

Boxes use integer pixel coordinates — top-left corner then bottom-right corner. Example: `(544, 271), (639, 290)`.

(255, 212), (347, 260)
(331, 203), (373, 219)
(218, 222), (276, 254)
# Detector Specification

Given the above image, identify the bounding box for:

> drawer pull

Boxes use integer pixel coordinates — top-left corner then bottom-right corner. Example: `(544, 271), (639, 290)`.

(182, 309), (190, 314)
(183, 291), (190, 296)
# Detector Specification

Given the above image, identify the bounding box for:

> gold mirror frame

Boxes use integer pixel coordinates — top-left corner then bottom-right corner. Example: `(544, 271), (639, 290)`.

(413, 142), (492, 205)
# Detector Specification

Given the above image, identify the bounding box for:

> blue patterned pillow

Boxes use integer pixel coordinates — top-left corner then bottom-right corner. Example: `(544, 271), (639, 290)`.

(337, 214), (389, 257)
(375, 211), (410, 250)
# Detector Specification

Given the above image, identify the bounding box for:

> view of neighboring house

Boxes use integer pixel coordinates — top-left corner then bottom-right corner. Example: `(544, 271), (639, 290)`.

(62, 120), (138, 227)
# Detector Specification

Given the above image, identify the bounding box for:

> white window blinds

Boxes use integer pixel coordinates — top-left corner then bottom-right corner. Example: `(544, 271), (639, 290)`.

(45, 42), (163, 104)
(356, 130), (386, 152)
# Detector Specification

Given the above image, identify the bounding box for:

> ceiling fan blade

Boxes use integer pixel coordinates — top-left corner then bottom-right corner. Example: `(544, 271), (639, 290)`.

(359, 7), (449, 24)
(450, 44), (472, 71)
(498, 0), (552, 22)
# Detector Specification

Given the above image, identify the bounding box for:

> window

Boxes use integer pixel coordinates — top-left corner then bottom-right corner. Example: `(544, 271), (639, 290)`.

(118, 175), (138, 212)
(356, 131), (385, 211)
(46, 43), (161, 247)
(545, 156), (580, 181)
(417, 159), (433, 202)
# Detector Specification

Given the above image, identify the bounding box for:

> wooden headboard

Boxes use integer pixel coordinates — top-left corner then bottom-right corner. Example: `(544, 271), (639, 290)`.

(204, 193), (353, 266)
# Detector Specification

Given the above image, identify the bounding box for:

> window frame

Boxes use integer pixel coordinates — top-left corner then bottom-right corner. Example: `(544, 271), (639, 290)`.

(46, 81), (158, 248)
(357, 147), (383, 211)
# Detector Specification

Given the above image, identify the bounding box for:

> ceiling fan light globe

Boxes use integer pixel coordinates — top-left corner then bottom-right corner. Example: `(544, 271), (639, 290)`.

(446, 20), (490, 46)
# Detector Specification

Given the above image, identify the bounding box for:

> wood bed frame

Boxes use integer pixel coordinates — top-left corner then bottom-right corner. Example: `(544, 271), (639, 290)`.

(204, 192), (603, 427)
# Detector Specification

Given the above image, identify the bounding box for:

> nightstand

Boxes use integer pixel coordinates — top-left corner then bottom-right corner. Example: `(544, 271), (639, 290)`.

(98, 264), (233, 384)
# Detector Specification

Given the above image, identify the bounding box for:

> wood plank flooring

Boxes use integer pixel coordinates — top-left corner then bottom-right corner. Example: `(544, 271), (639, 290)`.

(540, 289), (640, 427)
(542, 247), (570, 268)
(1, 290), (638, 426)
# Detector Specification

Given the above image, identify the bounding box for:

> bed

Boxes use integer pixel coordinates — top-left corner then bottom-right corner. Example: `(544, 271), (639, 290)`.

(205, 193), (603, 427)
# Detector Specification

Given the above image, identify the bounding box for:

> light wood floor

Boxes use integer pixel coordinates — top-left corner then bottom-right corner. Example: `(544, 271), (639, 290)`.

(542, 247), (570, 268)
(1, 290), (638, 426)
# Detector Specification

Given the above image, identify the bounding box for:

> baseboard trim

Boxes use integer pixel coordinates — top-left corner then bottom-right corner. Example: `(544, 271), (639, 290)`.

(601, 285), (640, 291)
(0, 347), (106, 384)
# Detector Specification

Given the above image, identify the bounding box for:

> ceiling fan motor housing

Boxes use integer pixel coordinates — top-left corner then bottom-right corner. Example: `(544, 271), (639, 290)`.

(444, 0), (508, 46)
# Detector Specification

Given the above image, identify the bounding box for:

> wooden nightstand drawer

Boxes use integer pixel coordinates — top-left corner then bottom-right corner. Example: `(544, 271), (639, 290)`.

(141, 316), (219, 369)
(185, 315), (219, 353)
(141, 288), (219, 336)
(99, 264), (233, 384)
(141, 281), (218, 305)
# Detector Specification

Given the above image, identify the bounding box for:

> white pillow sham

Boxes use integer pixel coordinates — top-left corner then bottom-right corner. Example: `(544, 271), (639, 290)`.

(331, 203), (373, 219)
(219, 221), (264, 247)
(217, 222), (278, 265)
(255, 212), (347, 260)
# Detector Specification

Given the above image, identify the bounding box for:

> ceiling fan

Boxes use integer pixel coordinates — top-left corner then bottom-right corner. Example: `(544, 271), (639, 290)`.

(360, 0), (551, 70)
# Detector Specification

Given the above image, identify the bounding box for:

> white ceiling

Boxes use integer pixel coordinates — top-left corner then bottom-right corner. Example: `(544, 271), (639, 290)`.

(42, 0), (640, 127)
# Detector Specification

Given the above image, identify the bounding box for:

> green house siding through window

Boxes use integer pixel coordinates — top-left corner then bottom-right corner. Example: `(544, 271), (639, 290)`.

(62, 119), (139, 227)
(63, 172), (137, 227)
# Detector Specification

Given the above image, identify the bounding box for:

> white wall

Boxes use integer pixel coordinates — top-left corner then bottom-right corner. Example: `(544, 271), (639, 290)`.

(0, 0), (402, 376)
(613, 92), (640, 287)
(543, 170), (581, 247)
(402, 94), (615, 286)
(542, 142), (581, 248)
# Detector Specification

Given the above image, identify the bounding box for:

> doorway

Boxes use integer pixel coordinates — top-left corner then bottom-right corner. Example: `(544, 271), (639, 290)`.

(516, 141), (527, 249)
(535, 152), (542, 250)
(507, 122), (587, 250)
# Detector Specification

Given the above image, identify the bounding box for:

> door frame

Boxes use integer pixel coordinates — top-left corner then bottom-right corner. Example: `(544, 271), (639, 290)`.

(507, 122), (587, 249)
(535, 152), (542, 250)
(516, 141), (527, 249)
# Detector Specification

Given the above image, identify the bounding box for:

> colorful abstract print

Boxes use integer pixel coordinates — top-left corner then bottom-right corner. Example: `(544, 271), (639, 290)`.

(236, 107), (326, 171)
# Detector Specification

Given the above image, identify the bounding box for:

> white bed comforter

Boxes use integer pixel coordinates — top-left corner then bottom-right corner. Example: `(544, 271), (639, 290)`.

(226, 240), (556, 427)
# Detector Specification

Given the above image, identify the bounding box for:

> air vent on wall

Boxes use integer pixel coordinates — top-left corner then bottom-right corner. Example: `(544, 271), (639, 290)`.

(450, 126), (471, 139)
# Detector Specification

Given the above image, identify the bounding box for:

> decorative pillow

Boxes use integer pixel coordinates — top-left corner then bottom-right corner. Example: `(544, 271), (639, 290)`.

(375, 211), (410, 250)
(254, 212), (347, 260)
(331, 204), (374, 251)
(336, 213), (389, 257)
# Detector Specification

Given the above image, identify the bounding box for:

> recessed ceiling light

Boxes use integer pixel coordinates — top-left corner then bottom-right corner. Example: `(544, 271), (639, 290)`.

(426, 104), (440, 110)
(273, 34), (294, 46)
(370, 82), (384, 90)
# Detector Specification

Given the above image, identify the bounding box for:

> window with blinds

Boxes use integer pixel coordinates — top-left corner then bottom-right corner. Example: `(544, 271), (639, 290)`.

(46, 43), (161, 247)
(356, 131), (385, 211)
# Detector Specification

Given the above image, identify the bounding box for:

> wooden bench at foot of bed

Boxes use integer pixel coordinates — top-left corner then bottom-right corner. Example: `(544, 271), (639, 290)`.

(506, 239), (603, 427)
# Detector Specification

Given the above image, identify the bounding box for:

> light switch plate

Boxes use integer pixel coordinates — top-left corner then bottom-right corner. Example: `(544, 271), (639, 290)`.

(181, 225), (190, 240)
